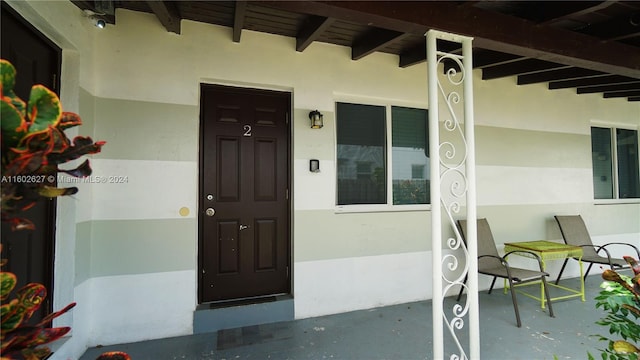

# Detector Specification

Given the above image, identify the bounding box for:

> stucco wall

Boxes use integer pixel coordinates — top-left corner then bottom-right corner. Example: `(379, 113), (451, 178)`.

(6, 2), (640, 358)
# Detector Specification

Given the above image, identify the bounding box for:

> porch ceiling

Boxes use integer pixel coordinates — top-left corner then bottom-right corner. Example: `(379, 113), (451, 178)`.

(72, 1), (640, 102)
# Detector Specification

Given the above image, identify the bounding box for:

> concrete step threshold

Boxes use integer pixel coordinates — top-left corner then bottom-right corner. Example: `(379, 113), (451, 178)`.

(193, 294), (294, 334)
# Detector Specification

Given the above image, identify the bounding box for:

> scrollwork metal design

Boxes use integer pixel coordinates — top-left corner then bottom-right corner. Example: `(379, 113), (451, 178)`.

(436, 50), (471, 360)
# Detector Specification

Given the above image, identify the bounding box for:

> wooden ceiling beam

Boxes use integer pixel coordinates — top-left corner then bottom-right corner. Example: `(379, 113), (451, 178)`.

(603, 90), (640, 98)
(296, 15), (335, 52)
(399, 44), (426, 68)
(482, 59), (570, 80)
(70, 1), (116, 24)
(260, 1), (640, 77)
(517, 67), (605, 85)
(472, 49), (523, 69)
(399, 40), (460, 68)
(93, 0), (115, 15)
(608, 31), (640, 42)
(577, 82), (640, 94)
(549, 75), (638, 89)
(352, 28), (410, 60)
(233, 1), (247, 43)
(580, 15), (640, 41)
(538, 1), (616, 26)
(145, 1), (181, 34)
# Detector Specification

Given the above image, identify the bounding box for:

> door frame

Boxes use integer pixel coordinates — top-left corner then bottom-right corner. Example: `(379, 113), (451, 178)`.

(197, 82), (293, 304)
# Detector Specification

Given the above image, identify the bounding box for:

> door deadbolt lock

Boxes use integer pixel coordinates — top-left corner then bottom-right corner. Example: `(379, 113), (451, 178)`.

(206, 194), (214, 201)
(205, 208), (215, 217)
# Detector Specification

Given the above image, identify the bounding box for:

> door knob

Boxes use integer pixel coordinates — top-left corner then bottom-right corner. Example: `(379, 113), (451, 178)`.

(205, 208), (215, 217)
(240, 224), (249, 231)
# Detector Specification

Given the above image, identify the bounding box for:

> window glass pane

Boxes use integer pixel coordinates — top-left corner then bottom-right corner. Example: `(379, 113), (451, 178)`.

(591, 127), (613, 199)
(616, 128), (640, 199)
(392, 106), (429, 205)
(336, 103), (386, 205)
(412, 165), (425, 179)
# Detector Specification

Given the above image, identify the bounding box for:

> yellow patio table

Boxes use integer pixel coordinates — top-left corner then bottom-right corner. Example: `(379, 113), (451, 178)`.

(503, 240), (585, 309)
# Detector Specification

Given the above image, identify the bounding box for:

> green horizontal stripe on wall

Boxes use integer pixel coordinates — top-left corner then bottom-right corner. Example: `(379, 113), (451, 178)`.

(293, 203), (639, 263)
(94, 97), (199, 161)
(75, 221), (92, 285)
(477, 203), (640, 243)
(294, 210), (436, 262)
(79, 88), (96, 136)
(475, 126), (591, 168)
(88, 218), (196, 278)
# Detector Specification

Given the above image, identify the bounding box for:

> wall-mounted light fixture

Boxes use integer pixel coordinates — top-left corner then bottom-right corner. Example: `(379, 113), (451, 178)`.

(308, 110), (324, 129)
(92, 16), (107, 28)
(83, 9), (106, 29)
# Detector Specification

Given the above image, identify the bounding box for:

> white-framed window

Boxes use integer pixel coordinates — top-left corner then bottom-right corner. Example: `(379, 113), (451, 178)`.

(335, 102), (429, 210)
(591, 125), (640, 200)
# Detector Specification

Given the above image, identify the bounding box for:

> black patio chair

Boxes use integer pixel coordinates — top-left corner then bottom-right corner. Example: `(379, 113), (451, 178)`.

(554, 215), (640, 284)
(456, 218), (554, 327)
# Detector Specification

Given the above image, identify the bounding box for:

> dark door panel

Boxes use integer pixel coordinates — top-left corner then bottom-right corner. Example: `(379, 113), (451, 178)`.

(1, 2), (61, 321)
(199, 84), (290, 303)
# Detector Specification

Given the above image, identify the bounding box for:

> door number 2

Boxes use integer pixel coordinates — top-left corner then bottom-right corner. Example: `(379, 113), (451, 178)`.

(243, 125), (252, 137)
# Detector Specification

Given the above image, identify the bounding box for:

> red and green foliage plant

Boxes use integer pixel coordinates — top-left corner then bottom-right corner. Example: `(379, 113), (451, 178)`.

(1, 59), (116, 359)
(590, 256), (640, 360)
(1, 59), (105, 231)
(96, 352), (132, 360)
(1, 248), (76, 360)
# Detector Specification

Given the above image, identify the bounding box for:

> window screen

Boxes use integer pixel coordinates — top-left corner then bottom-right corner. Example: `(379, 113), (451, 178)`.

(336, 102), (386, 205)
(392, 106), (429, 205)
(591, 126), (640, 199)
(616, 128), (640, 199)
(591, 127), (614, 199)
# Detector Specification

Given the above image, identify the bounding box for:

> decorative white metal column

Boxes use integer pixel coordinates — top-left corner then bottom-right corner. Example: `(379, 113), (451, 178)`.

(427, 30), (479, 360)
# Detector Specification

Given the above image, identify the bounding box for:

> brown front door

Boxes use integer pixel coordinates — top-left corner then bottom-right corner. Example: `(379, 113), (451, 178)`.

(1, 3), (61, 321)
(199, 84), (291, 303)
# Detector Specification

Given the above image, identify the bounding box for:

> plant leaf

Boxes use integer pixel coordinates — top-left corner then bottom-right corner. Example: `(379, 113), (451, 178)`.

(1, 59), (17, 91)
(603, 269), (624, 283)
(1, 99), (27, 149)
(0, 59), (26, 116)
(612, 340), (640, 354)
(19, 346), (52, 360)
(26, 85), (62, 133)
(3, 150), (45, 177)
(5, 217), (36, 232)
(47, 136), (105, 165)
(96, 351), (132, 360)
(59, 159), (92, 178)
(17, 127), (63, 154)
(623, 256), (640, 276)
(0, 271), (17, 299)
(15, 283), (47, 321)
(48, 127), (70, 154)
(58, 112), (82, 130)
(1, 300), (25, 332)
(36, 185), (78, 198)
(27, 326), (72, 347)
(37, 302), (76, 326)
(0, 337), (17, 354)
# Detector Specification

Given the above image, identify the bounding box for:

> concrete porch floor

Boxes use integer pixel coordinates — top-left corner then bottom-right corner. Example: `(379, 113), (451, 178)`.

(79, 276), (611, 360)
